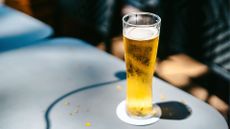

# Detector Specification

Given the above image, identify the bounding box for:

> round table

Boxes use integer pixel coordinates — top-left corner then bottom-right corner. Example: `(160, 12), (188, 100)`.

(0, 38), (228, 129)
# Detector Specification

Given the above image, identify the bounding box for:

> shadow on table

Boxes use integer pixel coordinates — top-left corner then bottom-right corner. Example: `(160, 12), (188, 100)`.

(115, 71), (192, 120)
(44, 71), (191, 129)
(44, 79), (122, 129)
(157, 101), (192, 120)
(44, 71), (126, 129)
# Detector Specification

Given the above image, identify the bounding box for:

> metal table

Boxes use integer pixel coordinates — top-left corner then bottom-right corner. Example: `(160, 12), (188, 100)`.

(0, 5), (53, 51)
(0, 38), (228, 129)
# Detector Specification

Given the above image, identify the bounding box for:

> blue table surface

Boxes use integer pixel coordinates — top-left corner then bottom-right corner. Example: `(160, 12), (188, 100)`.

(0, 5), (53, 51)
(0, 37), (228, 129)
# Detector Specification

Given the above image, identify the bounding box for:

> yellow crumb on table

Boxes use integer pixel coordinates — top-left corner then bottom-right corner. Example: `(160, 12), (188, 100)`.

(116, 85), (122, 91)
(64, 101), (70, 106)
(85, 122), (91, 127)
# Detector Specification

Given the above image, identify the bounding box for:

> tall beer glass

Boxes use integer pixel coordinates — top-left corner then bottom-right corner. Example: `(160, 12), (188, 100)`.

(123, 12), (161, 118)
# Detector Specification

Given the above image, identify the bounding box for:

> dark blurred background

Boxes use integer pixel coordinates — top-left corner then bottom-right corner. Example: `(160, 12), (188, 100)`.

(3, 0), (229, 120)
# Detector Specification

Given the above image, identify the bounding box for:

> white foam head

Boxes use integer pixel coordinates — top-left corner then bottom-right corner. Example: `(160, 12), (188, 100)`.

(124, 27), (159, 40)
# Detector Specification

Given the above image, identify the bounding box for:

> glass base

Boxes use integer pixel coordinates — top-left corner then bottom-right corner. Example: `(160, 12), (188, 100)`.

(116, 100), (161, 125)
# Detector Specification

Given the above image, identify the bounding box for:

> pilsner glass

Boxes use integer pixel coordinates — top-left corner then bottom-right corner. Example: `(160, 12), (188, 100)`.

(123, 12), (161, 118)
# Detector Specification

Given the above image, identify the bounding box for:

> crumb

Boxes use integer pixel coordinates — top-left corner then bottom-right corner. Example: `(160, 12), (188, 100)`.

(116, 85), (122, 91)
(74, 109), (79, 114)
(85, 122), (91, 127)
(64, 101), (70, 106)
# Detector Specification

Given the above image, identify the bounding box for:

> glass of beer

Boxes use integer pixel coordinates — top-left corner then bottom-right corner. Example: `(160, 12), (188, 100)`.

(123, 12), (161, 118)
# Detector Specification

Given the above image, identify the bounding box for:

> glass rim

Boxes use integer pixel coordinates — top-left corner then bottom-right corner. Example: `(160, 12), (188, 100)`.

(122, 12), (161, 27)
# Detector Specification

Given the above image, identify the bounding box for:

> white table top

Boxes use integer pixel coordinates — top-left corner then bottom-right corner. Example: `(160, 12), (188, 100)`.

(0, 38), (228, 129)
(0, 5), (53, 51)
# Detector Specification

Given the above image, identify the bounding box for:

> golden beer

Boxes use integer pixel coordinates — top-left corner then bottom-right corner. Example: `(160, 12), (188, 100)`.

(123, 27), (159, 117)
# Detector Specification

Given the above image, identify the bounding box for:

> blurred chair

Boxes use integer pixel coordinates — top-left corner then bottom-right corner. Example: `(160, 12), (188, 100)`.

(4, 0), (33, 15)
(155, 0), (230, 102)
(5, 0), (58, 29)
(56, 0), (122, 50)
(0, 5), (53, 51)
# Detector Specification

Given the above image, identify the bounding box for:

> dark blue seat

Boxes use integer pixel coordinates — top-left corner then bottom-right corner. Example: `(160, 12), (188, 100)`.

(0, 5), (53, 51)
